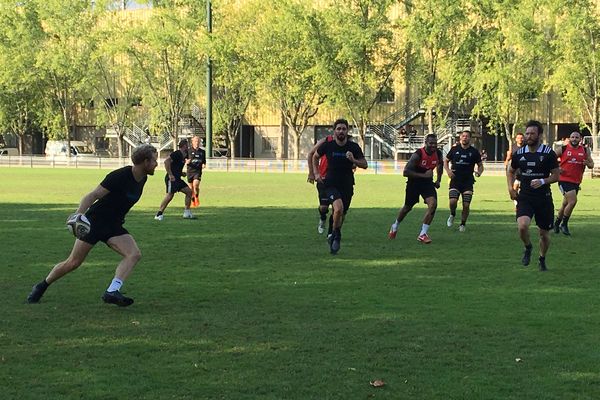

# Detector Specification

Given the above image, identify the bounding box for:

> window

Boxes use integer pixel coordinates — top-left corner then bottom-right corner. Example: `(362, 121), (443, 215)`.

(377, 85), (395, 103)
(261, 137), (277, 152)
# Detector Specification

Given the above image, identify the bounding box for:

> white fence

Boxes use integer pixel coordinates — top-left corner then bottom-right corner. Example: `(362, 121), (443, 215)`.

(0, 154), (522, 176)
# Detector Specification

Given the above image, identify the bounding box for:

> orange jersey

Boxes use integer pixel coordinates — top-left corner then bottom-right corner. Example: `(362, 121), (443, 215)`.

(559, 144), (587, 184)
(418, 147), (441, 171)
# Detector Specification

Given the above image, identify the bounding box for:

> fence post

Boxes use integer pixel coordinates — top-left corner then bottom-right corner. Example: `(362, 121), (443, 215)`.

(30, 155), (33, 168)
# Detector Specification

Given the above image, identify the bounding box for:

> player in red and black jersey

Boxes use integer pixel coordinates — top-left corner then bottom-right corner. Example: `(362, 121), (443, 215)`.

(443, 130), (484, 232)
(553, 131), (595, 235)
(312, 119), (368, 254)
(388, 134), (443, 244)
(307, 134), (334, 236)
(507, 120), (560, 271)
(27, 144), (158, 306)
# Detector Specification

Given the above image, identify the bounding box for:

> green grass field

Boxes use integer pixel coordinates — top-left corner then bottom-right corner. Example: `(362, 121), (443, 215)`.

(1, 168), (600, 399)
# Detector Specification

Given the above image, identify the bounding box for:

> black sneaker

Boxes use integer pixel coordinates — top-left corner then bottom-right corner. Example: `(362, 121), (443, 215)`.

(560, 224), (571, 236)
(521, 246), (532, 266)
(27, 282), (48, 304)
(330, 236), (341, 255)
(102, 290), (134, 307)
(539, 259), (548, 272)
(553, 220), (560, 234)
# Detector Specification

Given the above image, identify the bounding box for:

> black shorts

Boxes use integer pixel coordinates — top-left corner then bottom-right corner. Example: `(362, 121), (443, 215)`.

(516, 193), (554, 230)
(405, 180), (437, 208)
(316, 182), (329, 207)
(80, 215), (129, 245)
(187, 170), (202, 183)
(164, 176), (188, 194)
(449, 177), (474, 194)
(325, 185), (353, 214)
(558, 181), (580, 194)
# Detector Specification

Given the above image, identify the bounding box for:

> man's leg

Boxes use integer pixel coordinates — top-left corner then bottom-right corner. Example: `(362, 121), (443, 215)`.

(389, 184), (418, 239)
(459, 191), (473, 230)
(27, 239), (94, 303)
(517, 216), (533, 266)
(560, 190), (578, 235)
(538, 228), (550, 271)
(448, 188), (459, 227)
(318, 204), (328, 234)
(554, 194), (567, 233)
(192, 178), (201, 206)
(182, 186), (196, 218)
(329, 198), (345, 254)
(155, 192), (175, 220)
(102, 234), (142, 306)
(417, 196), (437, 243)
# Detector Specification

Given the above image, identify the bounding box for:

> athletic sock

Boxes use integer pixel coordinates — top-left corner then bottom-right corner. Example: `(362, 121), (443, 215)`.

(392, 219), (399, 230)
(39, 279), (50, 290)
(107, 278), (123, 293)
(525, 243), (533, 250)
(460, 220), (466, 226)
(156, 211), (163, 216)
(319, 209), (327, 221)
(328, 215), (334, 235)
(562, 215), (570, 227)
(420, 224), (430, 236)
(555, 216), (562, 225)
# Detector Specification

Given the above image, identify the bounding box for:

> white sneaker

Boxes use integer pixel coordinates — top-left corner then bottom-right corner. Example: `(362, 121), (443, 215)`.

(447, 215), (455, 227)
(154, 214), (163, 221)
(459, 224), (466, 232)
(183, 210), (196, 219)
(318, 220), (325, 234)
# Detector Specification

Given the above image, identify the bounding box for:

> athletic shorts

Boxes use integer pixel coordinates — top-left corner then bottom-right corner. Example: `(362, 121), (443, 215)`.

(405, 180), (437, 208)
(325, 185), (353, 214)
(516, 193), (554, 230)
(80, 214), (129, 245)
(558, 181), (580, 194)
(187, 170), (202, 183)
(317, 182), (329, 207)
(449, 178), (474, 194)
(164, 176), (188, 194)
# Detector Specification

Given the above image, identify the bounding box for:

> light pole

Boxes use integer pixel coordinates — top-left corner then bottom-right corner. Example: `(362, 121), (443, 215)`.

(206, 0), (213, 158)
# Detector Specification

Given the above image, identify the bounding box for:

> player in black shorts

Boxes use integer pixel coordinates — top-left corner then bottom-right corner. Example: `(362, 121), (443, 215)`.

(312, 119), (368, 254)
(27, 144), (158, 306)
(154, 139), (195, 220)
(187, 135), (206, 207)
(443, 130), (483, 232)
(307, 134), (334, 236)
(507, 120), (560, 271)
(388, 134), (443, 244)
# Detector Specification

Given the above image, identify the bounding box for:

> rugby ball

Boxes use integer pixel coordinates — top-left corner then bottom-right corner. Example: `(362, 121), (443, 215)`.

(66, 213), (92, 239)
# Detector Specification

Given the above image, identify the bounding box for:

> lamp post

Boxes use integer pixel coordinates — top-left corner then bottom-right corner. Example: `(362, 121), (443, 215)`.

(206, 0), (213, 158)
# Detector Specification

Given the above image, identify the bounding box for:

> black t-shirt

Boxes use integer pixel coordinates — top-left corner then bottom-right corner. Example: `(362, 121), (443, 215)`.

(187, 146), (206, 172)
(510, 144), (558, 197)
(316, 139), (364, 187)
(446, 145), (481, 181)
(168, 150), (186, 178)
(86, 166), (147, 224)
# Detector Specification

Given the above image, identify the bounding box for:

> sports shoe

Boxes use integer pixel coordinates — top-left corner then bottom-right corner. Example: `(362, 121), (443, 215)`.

(522, 246), (532, 266)
(154, 214), (164, 221)
(560, 224), (571, 236)
(27, 282), (48, 304)
(388, 225), (398, 239)
(183, 210), (197, 219)
(102, 290), (134, 307)
(539, 259), (548, 272)
(417, 233), (432, 244)
(458, 224), (466, 232)
(447, 215), (455, 227)
(318, 220), (325, 234)
(553, 220), (560, 234)
(330, 233), (341, 255)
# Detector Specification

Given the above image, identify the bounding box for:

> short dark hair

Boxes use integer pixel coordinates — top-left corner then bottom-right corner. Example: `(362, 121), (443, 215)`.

(515, 132), (524, 137)
(525, 120), (543, 135)
(131, 144), (157, 165)
(333, 118), (349, 129)
(460, 130), (472, 137)
(178, 139), (188, 148)
(425, 133), (437, 141)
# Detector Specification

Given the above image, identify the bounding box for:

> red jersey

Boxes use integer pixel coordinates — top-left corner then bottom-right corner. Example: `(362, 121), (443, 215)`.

(418, 147), (441, 171)
(318, 135), (334, 176)
(559, 143), (587, 184)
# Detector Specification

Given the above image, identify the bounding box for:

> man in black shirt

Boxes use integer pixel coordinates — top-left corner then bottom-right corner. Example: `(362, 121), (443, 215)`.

(443, 130), (484, 232)
(154, 139), (195, 220)
(312, 119), (368, 254)
(507, 120), (560, 271)
(27, 144), (158, 306)
(187, 135), (206, 207)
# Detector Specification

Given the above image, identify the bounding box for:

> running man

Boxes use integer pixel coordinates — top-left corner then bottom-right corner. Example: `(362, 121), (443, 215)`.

(388, 134), (443, 244)
(312, 119), (368, 254)
(154, 139), (195, 220)
(27, 144), (158, 306)
(444, 130), (484, 232)
(507, 120), (560, 271)
(307, 133), (334, 235)
(187, 135), (206, 208)
(553, 131), (594, 235)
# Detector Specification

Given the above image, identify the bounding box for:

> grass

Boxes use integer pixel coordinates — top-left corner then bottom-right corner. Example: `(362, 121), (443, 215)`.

(1, 168), (600, 399)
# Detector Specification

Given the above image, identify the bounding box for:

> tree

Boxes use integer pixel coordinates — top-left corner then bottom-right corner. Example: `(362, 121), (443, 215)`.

(309, 0), (402, 147)
(253, 0), (325, 159)
(0, 1), (44, 154)
(550, 0), (600, 152)
(127, 1), (205, 150)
